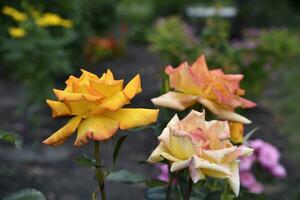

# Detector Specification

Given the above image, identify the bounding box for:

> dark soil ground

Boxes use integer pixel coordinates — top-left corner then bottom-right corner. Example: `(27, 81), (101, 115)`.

(0, 45), (298, 200)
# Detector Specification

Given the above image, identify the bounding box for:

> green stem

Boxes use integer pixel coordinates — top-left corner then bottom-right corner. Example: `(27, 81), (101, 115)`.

(184, 178), (193, 200)
(94, 141), (106, 200)
(166, 165), (174, 200)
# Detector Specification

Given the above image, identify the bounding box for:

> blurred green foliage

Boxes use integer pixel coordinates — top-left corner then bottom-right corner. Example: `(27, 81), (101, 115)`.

(1, 4), (76, 108)
(148, 16), (199, 65)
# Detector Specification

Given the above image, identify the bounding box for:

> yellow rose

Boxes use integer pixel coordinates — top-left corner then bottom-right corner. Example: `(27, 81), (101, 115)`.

(148, 110), (253, 196)
(43, 69), (159, 146)
(8, 27), (26, 38)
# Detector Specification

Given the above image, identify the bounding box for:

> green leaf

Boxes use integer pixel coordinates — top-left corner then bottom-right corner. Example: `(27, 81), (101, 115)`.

(204, 191), (223, 200)
(107, 170), (147, 184)
(3, 188), (46, 200)
(145, 187), (166, 200)
(243, 127), (259, 142)
(113, 135), (127, 167)
(75, 154), (96, 167)
(0, 130), (22, 150)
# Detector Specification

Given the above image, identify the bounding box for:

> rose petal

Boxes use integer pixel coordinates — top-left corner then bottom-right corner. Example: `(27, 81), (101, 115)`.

(197, 97), (251, 124)
(104, 108), (159, 130)
(152, 91), (196, 111)
(123, 74), (142, 99)
(46, 99), (70, 117)
(228, 161), (240, 196)
(148, 142), (169, 163)
(43, 116), (81, 146)
(74, 115), (118, 145)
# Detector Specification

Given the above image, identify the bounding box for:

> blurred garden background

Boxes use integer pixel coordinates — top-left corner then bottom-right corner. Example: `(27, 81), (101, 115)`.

(0, 0), (300, 199)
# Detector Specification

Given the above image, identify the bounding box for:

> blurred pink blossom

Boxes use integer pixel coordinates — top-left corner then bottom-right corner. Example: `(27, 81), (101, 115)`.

(240, 139), (286, 194)
(271, 164), (287, 178)
(249, 139), (265, 151)
(240, 154), (256, 171)
(249, 182), (264, 194)
(258, 143), (280, 169)
(156, 164), (169, 182)
(240, 171), (264, 194)
(240, 171), (257, 188)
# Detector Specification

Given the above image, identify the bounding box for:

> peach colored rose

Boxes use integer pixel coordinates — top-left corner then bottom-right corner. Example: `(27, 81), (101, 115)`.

(148, 110), (253, 196)
(151, 55), (256, 124)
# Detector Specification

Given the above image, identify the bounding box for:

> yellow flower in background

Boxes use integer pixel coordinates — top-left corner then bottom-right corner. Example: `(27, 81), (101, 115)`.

(151, 55), (256, 124)
(229, 122), (244, 143)
(8, 27), (26, 38)
(36, 12), (73, 28)
(43, 69), (159, 146)
(2, 6), (28, 22)
(148, 110), (253, 196)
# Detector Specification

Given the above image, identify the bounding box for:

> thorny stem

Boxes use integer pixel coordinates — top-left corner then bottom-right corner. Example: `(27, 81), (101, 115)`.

(184, 178), (193, 200)
(94, 141), (106, 200)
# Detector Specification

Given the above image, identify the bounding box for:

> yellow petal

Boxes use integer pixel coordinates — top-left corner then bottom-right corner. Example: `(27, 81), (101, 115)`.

(157, 115), (180, 149)
(168, 131), (196, 160)
(202, 146), (237, 163)
(104, 108), (159, 130)
(46, 99), (70, 117)
(197, 97), (251, 124)
(123, 74), (142, 99)
(80, 69), (99, 80)
(170, 159), (191, 171)
(228, 161), (240, 196)
(193, 157), (231, 178)
(160, 152), (182, 162)
(74, 116), (118, 145)
(90, 78), (123, 98)
(64, 100), (96, 115)
(151, 91), (196, 111)
(96, 91), (129, 112)
(64, 75), (77, 92)
(148, 142), (169, 163)
(43, 116), (81, 146)
(54, 89), (102, 102)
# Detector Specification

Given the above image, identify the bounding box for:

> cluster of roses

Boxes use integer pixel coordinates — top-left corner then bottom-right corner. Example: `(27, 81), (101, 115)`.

(43, 55), (285, 198)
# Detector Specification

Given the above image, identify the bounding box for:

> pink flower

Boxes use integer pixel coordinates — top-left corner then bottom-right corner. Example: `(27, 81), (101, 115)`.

(258, 143), (280, 169)
(240, 154), (256, 171)
(240, 171), (257, 188)
(270, 164), (287, 178)
(249, 182), (264, 194)
(240, 171), (264, 194)
(249, 139), (265, 151)
(156, 164), (169, 182)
